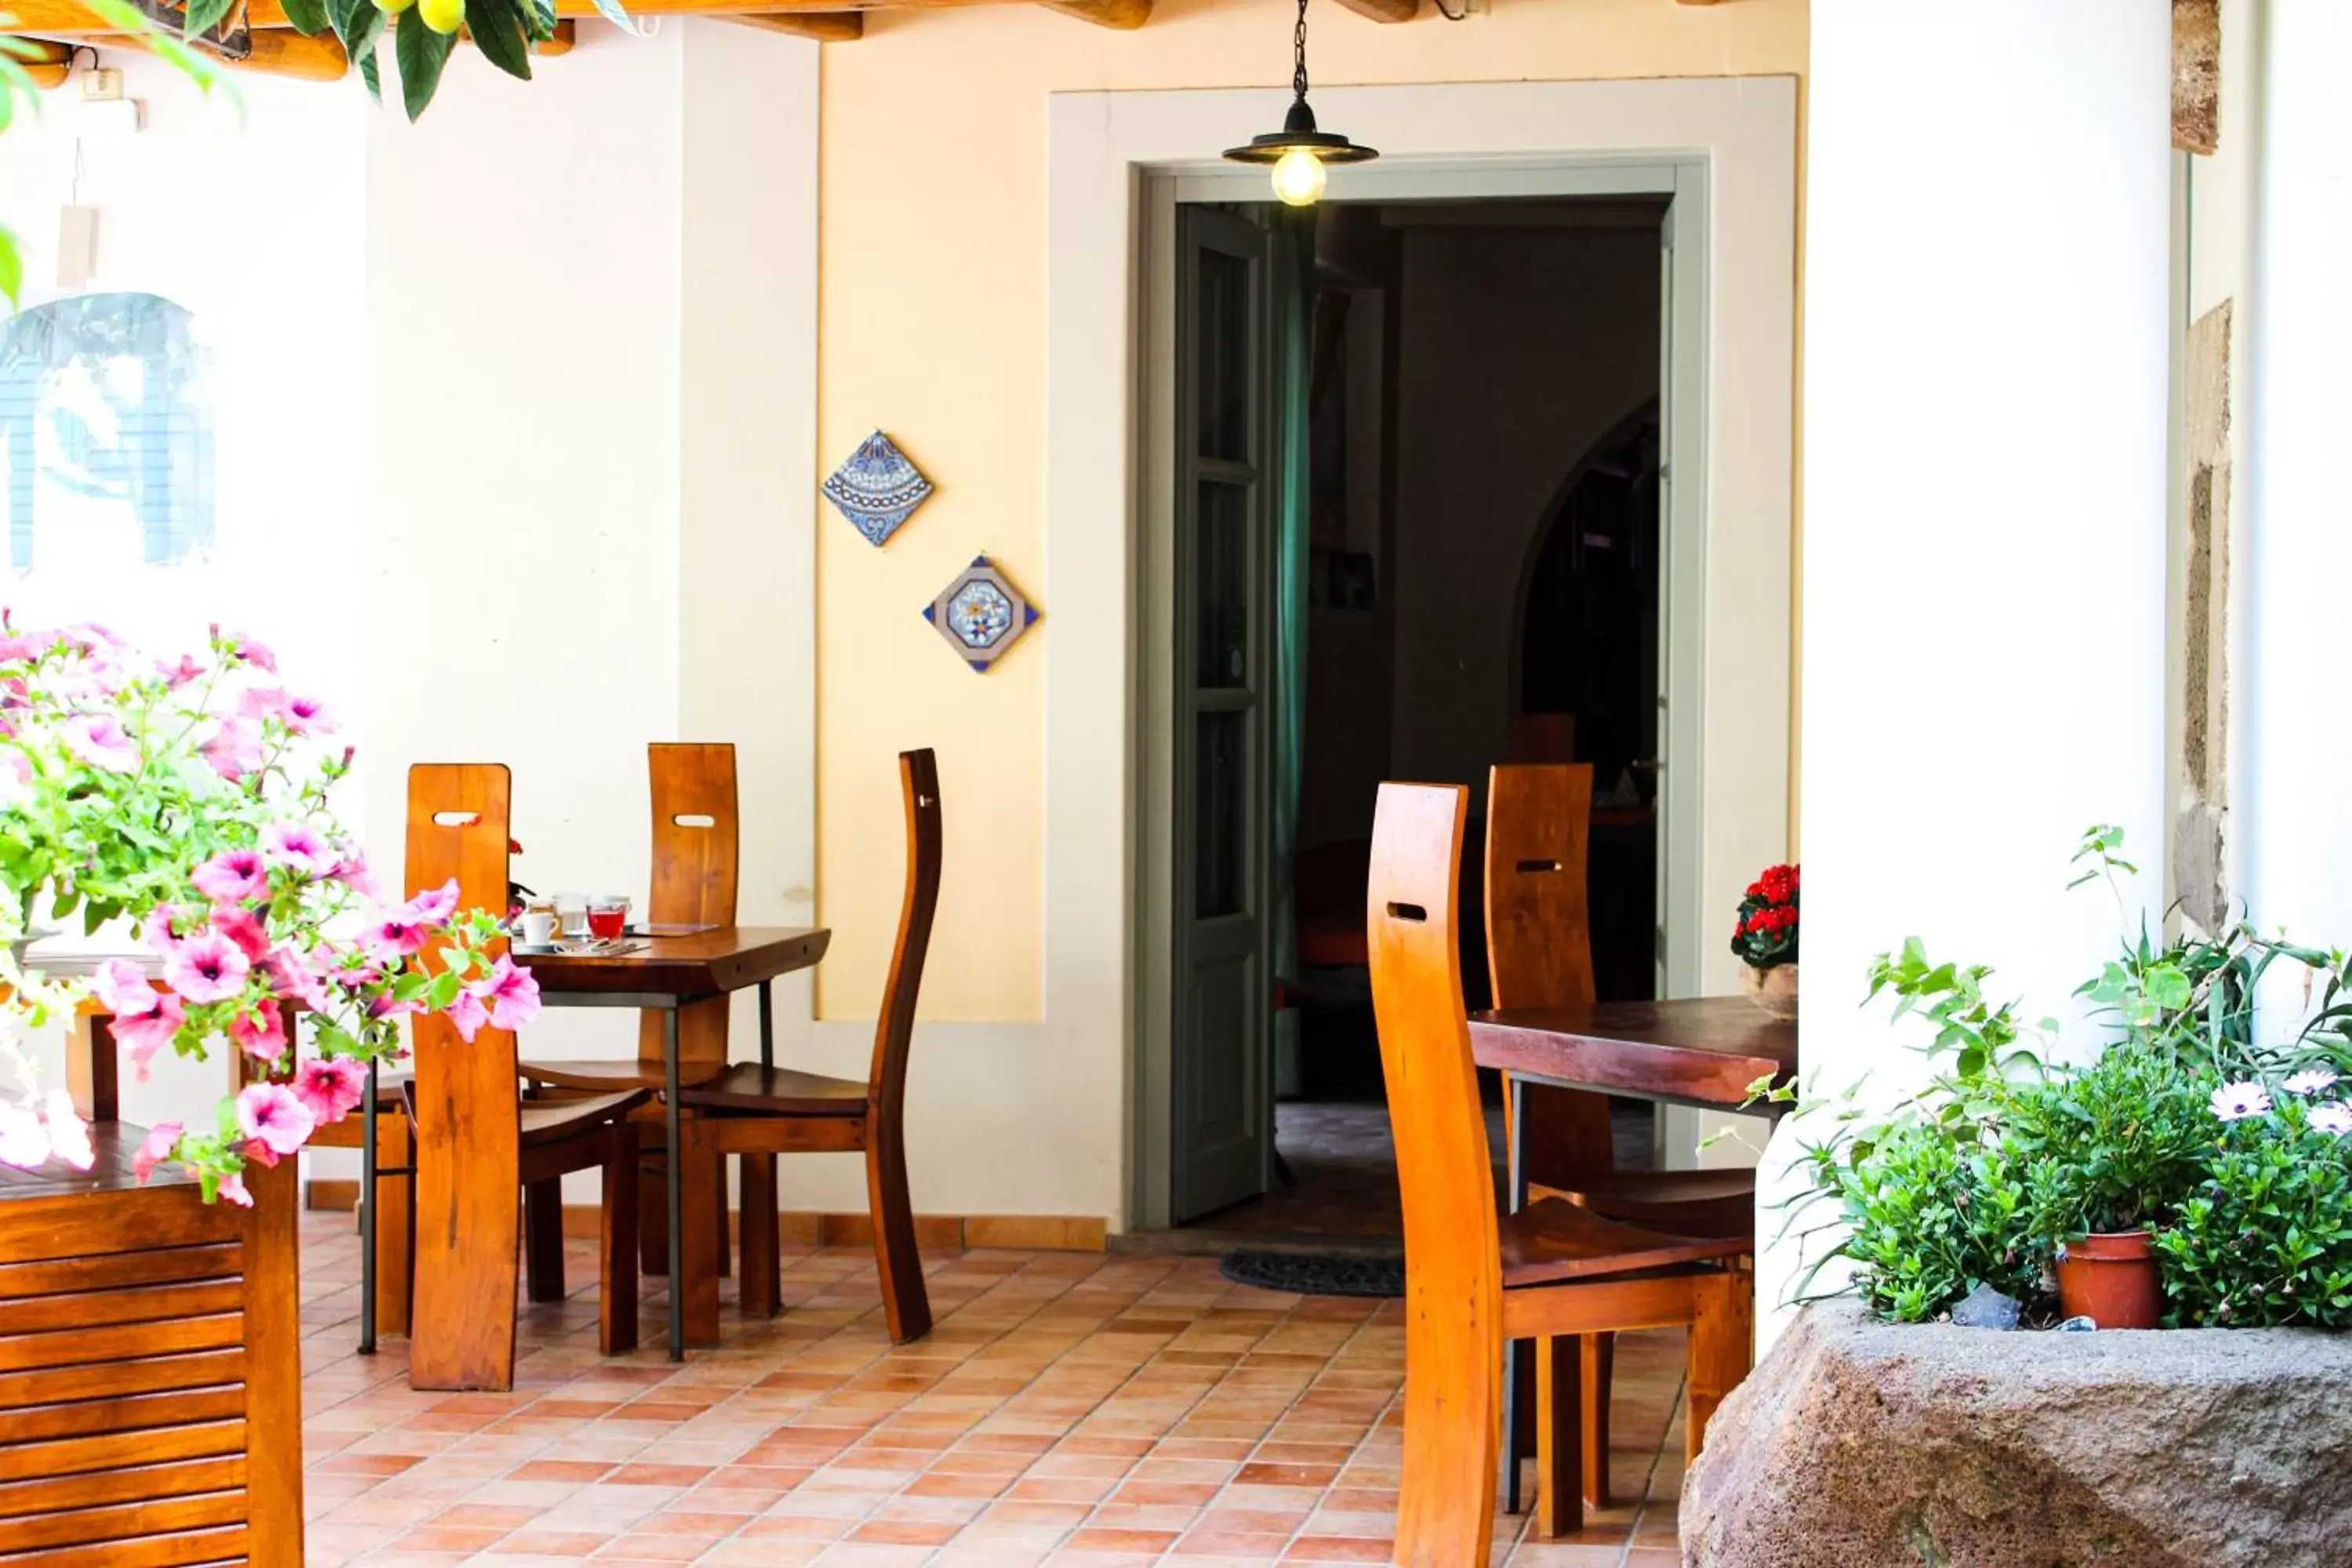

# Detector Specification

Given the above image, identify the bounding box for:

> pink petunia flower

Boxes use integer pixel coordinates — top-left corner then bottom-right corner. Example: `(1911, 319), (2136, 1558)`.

(444, 986), (491, 1043)
(328, 844), (379, 900)
(216, 1169), (253, 1208)
(141, 903), (187, 953)
(227, 1005), (288, 1064)
(109, 990), (187, 1076)
(162, 930), (251, 1005)
(43, 1090), (92, 1171)
(258, 946), (331, 1012)
(199, 717), (265, 781)
(235, 1081), (315, 1157)
(2211, 1081), (2273, 1123)
(473, 955), (543, 1033)
(191, 848), (270, 902)
(292, 1057), (368, 1126)
(223, 632), (276, 673)
(62, 713), (140, 772)
(260, 822), (336, 877)
(210, 904), (271, 964)
(240, 688), (336, 735)
(0, 1099), (47, 1168)
(94, 956), (162, 1020)
(361, 916), (428, 964)
(403, 880), (460, 927)
(132, 1120), (183, 1184)
(367, 993), (422, 1022)
(163, 653), (205, 688)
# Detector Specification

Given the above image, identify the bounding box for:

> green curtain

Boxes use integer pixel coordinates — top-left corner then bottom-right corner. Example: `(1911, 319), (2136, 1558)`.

(1270, 206), (1315, 1101)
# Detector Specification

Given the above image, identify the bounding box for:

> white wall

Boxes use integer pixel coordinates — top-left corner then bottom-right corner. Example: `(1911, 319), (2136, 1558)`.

(1780, 0), (2172, 1341)
(2241, 5), (2352, 956)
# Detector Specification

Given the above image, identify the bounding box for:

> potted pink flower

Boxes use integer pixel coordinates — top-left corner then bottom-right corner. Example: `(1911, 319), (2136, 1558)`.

(0, 619), (532, 1198)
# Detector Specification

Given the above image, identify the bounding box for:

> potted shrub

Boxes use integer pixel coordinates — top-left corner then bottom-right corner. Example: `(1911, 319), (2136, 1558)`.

(1775, 825), (2352, 1330)
(1733, 862), (1799, 1018)
(0, 621), (527, 1563)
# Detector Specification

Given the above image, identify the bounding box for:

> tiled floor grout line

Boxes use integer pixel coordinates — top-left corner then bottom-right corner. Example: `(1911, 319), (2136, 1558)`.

(1616, 1364), (1688, 1568)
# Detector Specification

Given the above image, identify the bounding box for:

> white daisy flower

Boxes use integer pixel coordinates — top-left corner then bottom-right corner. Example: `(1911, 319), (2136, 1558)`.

(2285, 1069), (2341, 1097)
(2310, 1103), (2352, 1137)
(2210, 1081), (2273, 1123)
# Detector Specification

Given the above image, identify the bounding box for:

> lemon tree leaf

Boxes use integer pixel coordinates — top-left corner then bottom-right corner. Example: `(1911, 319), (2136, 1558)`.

(468, 0), (532, 81)
(395, 6), (455, 122)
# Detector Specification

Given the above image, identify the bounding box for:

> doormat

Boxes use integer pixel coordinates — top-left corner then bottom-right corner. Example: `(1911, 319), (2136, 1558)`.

(1218, 1250), (1404, 1299)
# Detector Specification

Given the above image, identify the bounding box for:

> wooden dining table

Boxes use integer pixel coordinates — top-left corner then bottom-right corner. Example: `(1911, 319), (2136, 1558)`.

(1469, 996), (1794, 1509)
(411, 923), (832, 1362)
(1468, 996), (1796, 1209)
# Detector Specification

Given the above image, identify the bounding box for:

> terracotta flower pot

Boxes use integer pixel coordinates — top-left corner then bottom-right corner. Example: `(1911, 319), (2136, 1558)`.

(1741, 961), (1798, 1020)
(2056, 1230), (2163, 1329)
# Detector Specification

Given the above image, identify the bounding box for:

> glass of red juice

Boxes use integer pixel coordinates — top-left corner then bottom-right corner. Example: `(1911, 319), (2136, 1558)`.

(587, 896), (630, 939)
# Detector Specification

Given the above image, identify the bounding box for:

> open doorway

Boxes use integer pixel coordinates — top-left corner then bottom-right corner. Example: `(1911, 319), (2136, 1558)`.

(1163, 194), (1683, 1240)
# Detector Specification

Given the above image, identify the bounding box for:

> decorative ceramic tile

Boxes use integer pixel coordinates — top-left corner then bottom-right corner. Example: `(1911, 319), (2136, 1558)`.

(924, 555), (1040, 673)
(823, 430), (934, 546)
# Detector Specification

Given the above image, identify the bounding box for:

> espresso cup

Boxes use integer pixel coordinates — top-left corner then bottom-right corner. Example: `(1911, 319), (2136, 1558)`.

(520, 909), (560, 946)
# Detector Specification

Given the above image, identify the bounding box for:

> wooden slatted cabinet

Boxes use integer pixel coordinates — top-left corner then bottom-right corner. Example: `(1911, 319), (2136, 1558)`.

(0, 1127), (301, 1566)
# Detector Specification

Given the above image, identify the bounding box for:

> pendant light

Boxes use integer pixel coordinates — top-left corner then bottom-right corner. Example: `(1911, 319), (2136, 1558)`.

(1223, 0), (1377, 208)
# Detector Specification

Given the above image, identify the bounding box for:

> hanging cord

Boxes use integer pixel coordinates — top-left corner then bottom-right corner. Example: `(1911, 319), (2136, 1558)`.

(1292, 0), (1310, 102)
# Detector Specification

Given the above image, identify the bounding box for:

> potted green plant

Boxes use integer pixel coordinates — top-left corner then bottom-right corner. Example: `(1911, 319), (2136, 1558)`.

(1773, 825), (2352, 1330)
(1732, 862), (1799, 1019)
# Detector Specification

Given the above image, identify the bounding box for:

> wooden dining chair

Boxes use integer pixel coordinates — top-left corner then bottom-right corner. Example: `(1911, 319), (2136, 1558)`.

(1370, 780), (1751, 1559)
(672, 747), (941, 1345)
(404, 763), (649, 1392)
(521, 742), (740, 1287)
(1485, 761), (1757, 1512)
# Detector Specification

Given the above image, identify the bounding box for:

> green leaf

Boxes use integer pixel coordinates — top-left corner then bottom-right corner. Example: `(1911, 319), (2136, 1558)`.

(0, 229), (20, 312)
(183, 0), (241, 39)
(585, 0), (633, 28)
(281, 0), (332, 31)
(469, 0), (533, 80)
(396, 7), (456, 122)
(359, 44), (382, 103)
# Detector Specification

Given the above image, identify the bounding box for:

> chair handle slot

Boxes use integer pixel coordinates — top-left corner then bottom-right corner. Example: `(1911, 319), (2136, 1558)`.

(431, 811), (481, 827)
(1515, 858), (1562, 875)
(671, 813), (717, 829)
(1386, 902), (1428, 924)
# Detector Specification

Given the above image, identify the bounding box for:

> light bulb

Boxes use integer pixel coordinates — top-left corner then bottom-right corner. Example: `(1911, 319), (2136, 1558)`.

(1270, 147), (1328, 207)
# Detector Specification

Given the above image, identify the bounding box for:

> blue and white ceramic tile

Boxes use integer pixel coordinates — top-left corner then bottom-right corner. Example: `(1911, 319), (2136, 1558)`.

(822, 430), (934, 546)
(924, 555), (1040, 673)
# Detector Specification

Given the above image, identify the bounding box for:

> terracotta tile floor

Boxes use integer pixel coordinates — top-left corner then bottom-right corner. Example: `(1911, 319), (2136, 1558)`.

(299, 1214), (1690, 1566)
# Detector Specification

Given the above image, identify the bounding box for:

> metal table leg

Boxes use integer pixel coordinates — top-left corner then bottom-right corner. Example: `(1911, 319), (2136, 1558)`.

(359, 1061), (379, 1356)
(1501, 1074), (1528, 1512)
(758, 980), (773, 1071)
(664, 1006), (684, 1362)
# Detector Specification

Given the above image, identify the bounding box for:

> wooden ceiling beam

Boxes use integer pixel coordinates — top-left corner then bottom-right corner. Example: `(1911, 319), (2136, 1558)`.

(3, 0), (898, 32)
(1042, 0), (1150, 29)
(1329, 0), (1415, 20)
(723, 9), (862, 39)
(92, 26), (347, 78)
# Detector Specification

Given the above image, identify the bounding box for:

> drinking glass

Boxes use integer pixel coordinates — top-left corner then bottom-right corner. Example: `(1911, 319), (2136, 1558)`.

(587, 895), (630, 940)
(554, 893), (589, 938)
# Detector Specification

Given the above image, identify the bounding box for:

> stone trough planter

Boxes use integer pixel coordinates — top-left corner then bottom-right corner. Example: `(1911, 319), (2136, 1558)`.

(1682, 1299), (2352, 1567)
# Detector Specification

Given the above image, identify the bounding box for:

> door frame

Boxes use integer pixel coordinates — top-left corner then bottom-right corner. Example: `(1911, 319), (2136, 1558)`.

(1040, 79), (1798, 1233)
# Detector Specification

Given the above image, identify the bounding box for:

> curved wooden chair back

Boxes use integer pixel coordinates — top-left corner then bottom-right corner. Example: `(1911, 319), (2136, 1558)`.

(403, 763), (517, 1390)
(642, 744), (741, 1070)
(1486, 762), (1613, 1190)
(1485, 763), (1596, 1011)
(649, 743), (740, 927)
(869, 749), (942, 1103)
(1367, 780), (1504, 1563)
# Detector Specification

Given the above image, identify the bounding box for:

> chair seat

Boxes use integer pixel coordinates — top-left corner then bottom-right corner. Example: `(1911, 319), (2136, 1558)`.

(677, 1063), (869, 1116)
(519, 1058), (738, 1093)
(519, 1089), (649, 1147)
(1551, 1168), (1757, 1242)
(1499, 1196), (1749, 1290)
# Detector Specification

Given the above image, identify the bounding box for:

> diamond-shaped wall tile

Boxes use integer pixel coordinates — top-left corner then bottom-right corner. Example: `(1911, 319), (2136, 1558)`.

(822, 430), (933, 546)
(924, 555), (1040, 673)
